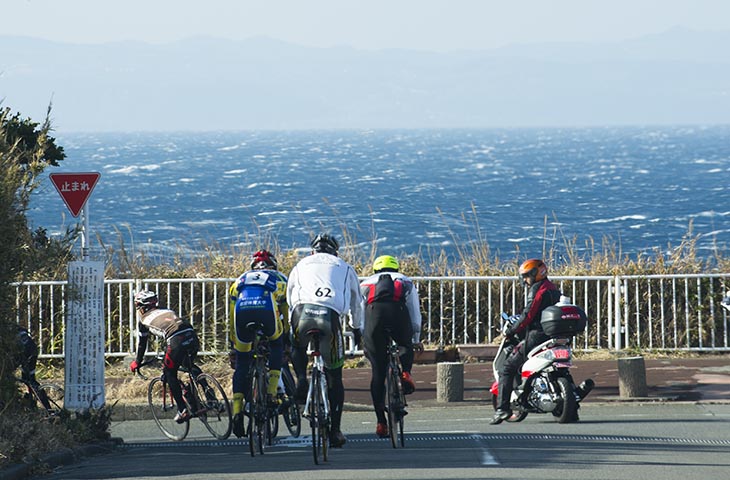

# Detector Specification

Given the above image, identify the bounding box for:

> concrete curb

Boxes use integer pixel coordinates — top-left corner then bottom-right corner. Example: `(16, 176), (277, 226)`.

(0, 439), (121, 480)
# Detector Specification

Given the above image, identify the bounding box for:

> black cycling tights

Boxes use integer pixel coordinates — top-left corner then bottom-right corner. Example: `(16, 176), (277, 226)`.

(326, 367), (344, 431)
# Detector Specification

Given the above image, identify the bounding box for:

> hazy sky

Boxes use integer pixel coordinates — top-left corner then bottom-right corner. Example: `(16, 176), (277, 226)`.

(4, 0), (730, 51)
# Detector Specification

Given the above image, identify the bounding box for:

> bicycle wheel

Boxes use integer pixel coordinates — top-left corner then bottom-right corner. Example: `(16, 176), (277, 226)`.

(281, 366), (301, 437)
(309, 369), (324, 465)
(248, 368), (267, 456)
(267, 403), (278, 445)
(37, 383), (64, 415)
(192, 373), (232, 440)
(148, 377), (189, 441)
(385, 362), (402, 448)
(317, 370), (329, 463)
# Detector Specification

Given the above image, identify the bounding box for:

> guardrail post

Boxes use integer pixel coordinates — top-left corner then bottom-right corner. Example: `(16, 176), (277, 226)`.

(614, 276), (623, 351)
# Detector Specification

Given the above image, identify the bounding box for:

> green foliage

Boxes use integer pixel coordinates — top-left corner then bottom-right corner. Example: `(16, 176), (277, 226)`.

(0, 105), (71, 409)
(0, 105), (115, 469)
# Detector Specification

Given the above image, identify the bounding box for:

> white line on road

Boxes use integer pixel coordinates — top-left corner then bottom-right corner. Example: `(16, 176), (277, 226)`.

(470, 434), (499, 465)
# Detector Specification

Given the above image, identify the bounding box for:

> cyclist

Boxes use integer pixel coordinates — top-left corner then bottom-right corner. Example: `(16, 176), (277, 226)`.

(228, 249), (288, 438)
(286, 233), (364, 448)
(490, 258), (561, 425)
(129, 290), (202, 424)
(360, 254), (423, 438)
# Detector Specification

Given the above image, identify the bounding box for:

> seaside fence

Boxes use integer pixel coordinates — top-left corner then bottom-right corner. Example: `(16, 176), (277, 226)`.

(13, 274), (730, 359)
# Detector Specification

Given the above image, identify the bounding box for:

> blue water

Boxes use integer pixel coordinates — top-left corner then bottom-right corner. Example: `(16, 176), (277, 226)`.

(28, 127), (730, 266)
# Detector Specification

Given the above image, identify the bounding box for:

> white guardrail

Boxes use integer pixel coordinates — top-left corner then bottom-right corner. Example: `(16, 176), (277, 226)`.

(13, 274), (730, 358)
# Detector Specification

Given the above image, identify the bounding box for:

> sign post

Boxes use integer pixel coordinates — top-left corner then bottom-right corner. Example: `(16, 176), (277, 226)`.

(50, 172), (105, 410)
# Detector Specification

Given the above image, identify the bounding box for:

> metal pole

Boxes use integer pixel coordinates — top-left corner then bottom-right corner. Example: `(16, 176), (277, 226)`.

(82, 202), (90, 260)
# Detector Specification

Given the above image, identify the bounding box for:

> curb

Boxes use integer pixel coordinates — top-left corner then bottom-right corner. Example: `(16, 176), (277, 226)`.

(0, 439), (121, 480)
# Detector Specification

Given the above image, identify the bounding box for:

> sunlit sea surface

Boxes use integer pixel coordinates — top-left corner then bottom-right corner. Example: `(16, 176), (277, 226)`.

(29, 127), (730, 265)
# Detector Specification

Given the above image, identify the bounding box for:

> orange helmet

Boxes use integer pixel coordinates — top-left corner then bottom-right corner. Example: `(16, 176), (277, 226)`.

(519, 258), (547, 282)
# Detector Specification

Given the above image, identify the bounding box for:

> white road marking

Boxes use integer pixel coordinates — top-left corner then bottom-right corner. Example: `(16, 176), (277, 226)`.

(470, 434), (499, 465)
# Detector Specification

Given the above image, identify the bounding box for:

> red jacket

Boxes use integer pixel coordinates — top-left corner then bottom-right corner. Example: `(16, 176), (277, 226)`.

(509, 278), (561, 338)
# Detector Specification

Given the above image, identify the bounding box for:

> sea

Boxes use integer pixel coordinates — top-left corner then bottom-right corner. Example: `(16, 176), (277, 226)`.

(28, 126), (730, 267)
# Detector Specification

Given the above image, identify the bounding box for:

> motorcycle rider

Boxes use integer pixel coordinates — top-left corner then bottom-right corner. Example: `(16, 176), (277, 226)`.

(490, 258), (561, 425)
(228, 249), (288, 438)
(360, 255), (423, 438)
(287, 233), (364, 448)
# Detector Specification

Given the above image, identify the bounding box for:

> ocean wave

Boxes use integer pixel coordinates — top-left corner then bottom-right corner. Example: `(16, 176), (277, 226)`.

(589, 215), (647, 224)
(218, 144), (241, 151)
(107, 164), (161, 174)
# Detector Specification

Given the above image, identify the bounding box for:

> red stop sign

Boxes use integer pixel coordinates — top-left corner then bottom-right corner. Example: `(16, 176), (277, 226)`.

(50, 172), (101, 217)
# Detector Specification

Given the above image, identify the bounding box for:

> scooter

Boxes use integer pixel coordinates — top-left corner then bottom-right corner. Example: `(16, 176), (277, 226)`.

(490, 303), (594, 424)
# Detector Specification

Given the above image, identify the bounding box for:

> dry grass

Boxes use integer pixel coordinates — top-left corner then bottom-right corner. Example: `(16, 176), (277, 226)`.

(93, 209), (730, 281)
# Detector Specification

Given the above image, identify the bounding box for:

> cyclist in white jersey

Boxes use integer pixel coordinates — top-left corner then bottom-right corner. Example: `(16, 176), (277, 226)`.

(287, 233), (364, 448)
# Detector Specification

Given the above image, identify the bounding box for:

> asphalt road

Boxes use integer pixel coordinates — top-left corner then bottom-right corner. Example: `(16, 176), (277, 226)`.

(38, 402), (730, 480)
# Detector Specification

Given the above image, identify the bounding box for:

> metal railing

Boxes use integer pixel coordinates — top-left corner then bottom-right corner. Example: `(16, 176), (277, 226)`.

(13, 273), (730, 359)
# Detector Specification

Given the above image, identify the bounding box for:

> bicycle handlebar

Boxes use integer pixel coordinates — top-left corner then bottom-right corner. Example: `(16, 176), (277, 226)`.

(132, 356), (162, 381)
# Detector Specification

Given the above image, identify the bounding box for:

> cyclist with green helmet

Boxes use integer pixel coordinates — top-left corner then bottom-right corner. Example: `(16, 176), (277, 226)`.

(360, 255), (423, 438)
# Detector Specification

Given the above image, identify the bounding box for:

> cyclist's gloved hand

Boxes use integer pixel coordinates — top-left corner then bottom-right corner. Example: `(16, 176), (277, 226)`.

(352, 328), (362, 349)
(129, 360), (140, 373)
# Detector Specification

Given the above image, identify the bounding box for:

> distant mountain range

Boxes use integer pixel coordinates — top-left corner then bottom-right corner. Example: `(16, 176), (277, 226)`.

(1, 27), (729, 131)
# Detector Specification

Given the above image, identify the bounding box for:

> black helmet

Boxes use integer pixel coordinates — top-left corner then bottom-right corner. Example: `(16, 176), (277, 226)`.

(134, 290), (158, 313)
(251, 249), (278, 270)
(310, 233), (339, 255)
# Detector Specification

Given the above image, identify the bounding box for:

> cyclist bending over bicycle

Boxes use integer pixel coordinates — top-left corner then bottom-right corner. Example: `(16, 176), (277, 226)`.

(360, 255), (423, 438)
(130, 290), (204, 424)
(14, 325), (52, 409)
(228, 249), (289, 438)
(287, 233), (364, 448)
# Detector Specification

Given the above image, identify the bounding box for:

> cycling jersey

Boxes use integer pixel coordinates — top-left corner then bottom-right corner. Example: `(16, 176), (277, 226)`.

(137, 308), (192, 341)
(360, 271), (422, 343)
(286, 252), (363, 331)
(228, 269), (288, 352)
(134, 308), (195, 365)
(15, 326), (39, 385)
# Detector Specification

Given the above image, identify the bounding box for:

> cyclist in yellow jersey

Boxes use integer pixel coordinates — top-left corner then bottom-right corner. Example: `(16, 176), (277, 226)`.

(228, 250), (289, 438)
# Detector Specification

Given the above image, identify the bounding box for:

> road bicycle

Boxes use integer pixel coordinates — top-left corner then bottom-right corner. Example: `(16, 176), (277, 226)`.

(246, 323), (279, 456)
(301, 329), (330, 465)
(277, 355), (301, 437)
(137, 355), (232, 442)
(16, 376), (64, 416)
(384, 333), (407, 448)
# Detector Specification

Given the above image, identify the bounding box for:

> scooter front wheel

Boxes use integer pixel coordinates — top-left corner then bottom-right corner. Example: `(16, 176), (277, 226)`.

(491, 393), (528, 422)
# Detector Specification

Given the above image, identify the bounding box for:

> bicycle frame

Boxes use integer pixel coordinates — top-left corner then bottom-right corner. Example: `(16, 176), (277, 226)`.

(303, 352), (330, 421)
(302, 332), (331, 465)
(15, 376), (62, 415)
(248, 326), (274, 456)
(139, 354), (231, 442)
